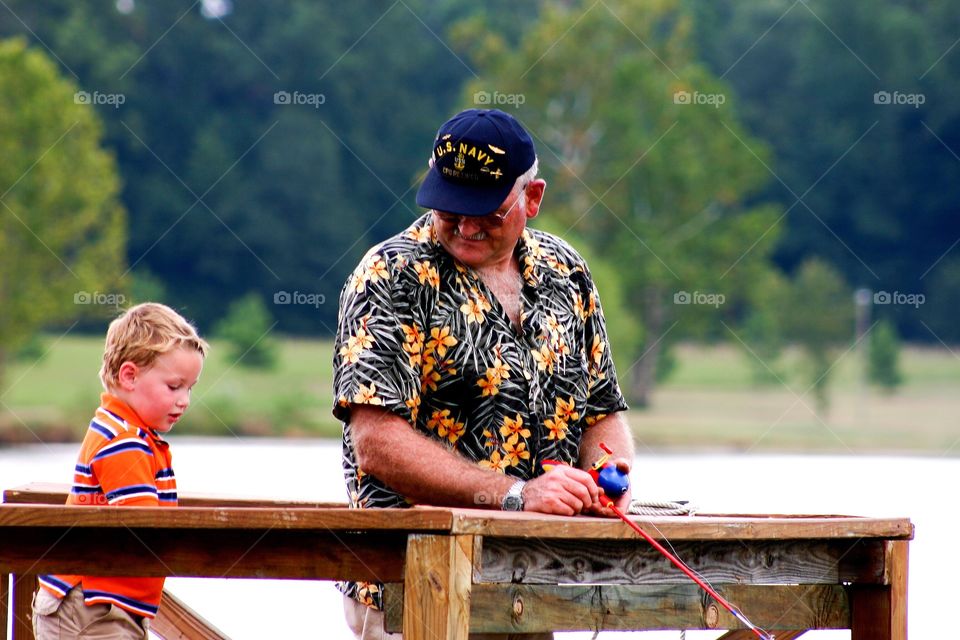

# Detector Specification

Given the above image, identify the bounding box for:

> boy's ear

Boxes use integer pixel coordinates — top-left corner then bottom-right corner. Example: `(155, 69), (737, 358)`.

(117, 362), (139, 390)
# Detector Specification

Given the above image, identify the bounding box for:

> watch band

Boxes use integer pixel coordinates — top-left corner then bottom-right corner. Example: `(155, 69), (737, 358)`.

(501, 479), (526, 511)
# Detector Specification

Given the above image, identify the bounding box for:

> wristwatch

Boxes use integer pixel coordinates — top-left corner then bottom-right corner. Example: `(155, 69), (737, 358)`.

(501, 479), (526, 511)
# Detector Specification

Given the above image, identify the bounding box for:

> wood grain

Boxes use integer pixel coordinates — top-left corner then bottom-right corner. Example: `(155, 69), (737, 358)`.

(12, 574), (36, 640)
(445, 508), (914, 540)
(402, 534), (473, 640)
(0, 527), (406, 581)
(479, 537), (886, 585)
(387, 583), (847, 633)
(0, 503), (452, 532)
(152, 588), (230, 640)
(850, 540), (909, 640)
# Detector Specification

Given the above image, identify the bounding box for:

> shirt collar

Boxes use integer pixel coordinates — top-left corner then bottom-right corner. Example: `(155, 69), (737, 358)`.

(99, 392), (166, 442)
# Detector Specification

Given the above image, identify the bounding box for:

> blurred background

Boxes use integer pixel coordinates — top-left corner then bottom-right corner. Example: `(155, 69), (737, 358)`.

(1, 2), (958, 638)
(0, 0), (957, 452)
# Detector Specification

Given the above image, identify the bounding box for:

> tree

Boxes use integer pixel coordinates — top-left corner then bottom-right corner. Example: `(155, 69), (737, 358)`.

(780, 258), (852, 414)
(868, 318), (903, 393)
(455, 0), (782, 404)
(686, 0), (960, 342)
(0, 37), (126, 388)
(214, 293), (279, 369)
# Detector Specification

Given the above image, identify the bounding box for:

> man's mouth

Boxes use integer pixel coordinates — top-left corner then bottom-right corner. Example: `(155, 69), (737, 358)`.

(453, 228), (487, 241)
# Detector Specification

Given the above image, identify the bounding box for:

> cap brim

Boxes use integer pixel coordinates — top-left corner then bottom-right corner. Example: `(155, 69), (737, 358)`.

(416, 168), (515, 217)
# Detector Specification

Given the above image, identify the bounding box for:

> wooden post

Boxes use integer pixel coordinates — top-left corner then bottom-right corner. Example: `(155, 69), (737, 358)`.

(12, 574), (36, 640)
(403, 534), (473, 640)
(850, 540), (908, 640)
(1, 573), (8, 639)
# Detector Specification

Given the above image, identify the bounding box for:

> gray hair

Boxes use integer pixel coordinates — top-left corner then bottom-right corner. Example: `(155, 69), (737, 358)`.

(513, 157), (539, 206)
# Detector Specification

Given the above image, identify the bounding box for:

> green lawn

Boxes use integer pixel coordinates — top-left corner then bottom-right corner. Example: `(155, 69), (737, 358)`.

(2, 337), (958, 455)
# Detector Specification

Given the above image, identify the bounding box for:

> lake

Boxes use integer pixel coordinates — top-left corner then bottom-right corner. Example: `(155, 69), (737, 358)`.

(1, 437), (953, 639)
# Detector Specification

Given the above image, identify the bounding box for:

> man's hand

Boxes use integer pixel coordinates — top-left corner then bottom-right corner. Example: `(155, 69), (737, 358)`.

(522, 464), (602, 516)
(584, 457), (632, 517)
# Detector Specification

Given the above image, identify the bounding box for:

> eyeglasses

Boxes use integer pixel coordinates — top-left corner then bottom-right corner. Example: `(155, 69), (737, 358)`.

(433, 182), (529, 229)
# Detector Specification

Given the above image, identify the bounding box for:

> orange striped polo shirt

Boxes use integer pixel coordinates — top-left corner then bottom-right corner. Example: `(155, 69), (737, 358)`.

(39, 393), (177, 618)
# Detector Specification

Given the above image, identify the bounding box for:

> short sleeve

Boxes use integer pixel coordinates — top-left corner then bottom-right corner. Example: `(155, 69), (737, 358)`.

(332, 250), (423, 425)
(89, 435), (160, 506)
(580, 273), (629, 421)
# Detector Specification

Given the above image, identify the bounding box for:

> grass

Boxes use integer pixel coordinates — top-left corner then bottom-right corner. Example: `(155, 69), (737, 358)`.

(1, 336), (958, 455)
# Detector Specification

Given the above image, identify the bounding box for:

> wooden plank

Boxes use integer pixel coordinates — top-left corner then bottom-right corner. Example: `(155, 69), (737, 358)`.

(12, 574), (35, 640)
(388, 584), (846, 633)
(403, 534), (473, 640)
(479, 537), (886, 586)
(152, 589), (230, 640)
(0, 527), (406, 582)
(719, 632), (807, 640)
(4, 483), (344, 509)
(0, 504), (452, 532)
(1, 573), (8, 640)
(445, 508), (914, 540)
(850, 540), (908, 640)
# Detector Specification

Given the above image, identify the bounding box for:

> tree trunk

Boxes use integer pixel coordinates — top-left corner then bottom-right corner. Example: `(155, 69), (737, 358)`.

(628, 287), (665, 408)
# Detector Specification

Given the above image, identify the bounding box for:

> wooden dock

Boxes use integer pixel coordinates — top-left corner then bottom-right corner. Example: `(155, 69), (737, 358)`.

(1, 483), (912, 639)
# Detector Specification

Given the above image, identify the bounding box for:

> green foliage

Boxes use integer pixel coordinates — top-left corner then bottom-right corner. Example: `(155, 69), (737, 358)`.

(738, 269), (789, 386)
(213, 293), (279, 370)
(0, 37), (126, 387)
(686, 0), (960, 341)
(0, 1), (473, 334)
(868, 319), (903, 392)
(455, 0), (782, 403)
(780, 258), (853, 412)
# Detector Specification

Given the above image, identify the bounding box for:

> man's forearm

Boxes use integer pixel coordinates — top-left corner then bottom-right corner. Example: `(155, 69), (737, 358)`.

(350, 405), (516, 508)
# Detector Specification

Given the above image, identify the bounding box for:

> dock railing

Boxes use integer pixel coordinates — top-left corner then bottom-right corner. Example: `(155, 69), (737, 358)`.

(1, 483), (912, 639)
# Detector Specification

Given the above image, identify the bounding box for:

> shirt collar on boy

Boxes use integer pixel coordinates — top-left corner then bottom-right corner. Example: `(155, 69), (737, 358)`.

(99, 392), (169, 443)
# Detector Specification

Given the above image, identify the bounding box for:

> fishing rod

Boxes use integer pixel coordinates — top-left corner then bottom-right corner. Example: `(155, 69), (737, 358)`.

(545, 444), (775, 640)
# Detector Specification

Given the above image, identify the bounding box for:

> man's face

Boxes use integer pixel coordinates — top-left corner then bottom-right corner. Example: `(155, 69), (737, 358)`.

(432, 179), (545, 270)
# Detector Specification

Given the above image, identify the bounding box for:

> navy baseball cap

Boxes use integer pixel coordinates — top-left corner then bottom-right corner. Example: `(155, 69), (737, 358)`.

(416, 109), (536, 217)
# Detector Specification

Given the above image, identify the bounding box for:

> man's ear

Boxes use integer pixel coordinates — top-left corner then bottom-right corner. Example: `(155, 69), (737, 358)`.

(524, 179), (547, 218)
(117, 361), (139, 390)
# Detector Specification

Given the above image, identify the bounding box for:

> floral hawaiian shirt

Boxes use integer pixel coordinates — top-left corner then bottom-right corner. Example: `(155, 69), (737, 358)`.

(332, 213), (627, 608)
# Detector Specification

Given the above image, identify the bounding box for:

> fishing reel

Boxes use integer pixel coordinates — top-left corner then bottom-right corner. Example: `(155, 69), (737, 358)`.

(589, 442), (630, 499)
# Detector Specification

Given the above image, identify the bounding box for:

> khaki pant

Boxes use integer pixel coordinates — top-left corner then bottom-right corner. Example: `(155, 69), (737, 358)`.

(33, 587), (149, 640)
(343, 595), (553, 640)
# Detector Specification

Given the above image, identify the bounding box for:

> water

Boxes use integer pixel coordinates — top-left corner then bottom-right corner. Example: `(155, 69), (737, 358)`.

(2, 437), (954, 639)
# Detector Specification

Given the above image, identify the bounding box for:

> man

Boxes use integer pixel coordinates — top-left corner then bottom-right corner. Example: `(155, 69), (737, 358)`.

(333, 108), (634, 639)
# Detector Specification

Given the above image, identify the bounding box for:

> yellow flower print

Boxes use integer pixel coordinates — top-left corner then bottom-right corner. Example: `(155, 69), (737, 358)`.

(405, 394), (421, 423)
(339, 336), (363, 364)
(353, 383), (383, 405)
(488, 358), (511, 381)
(405, 224), (432, 244)
(585, 413), (607, 427)
(545, 417), (569, 441)
(426, 408), (451, 432)
(401, 323), (425, 367)
(555, 396), (580, 423)
(439, 419), (465, 444)
(460, 292), (492, 324)
(590, 334), (606, 369)
(365, 254), (388, 283)
(413, 260), (440, 288)
(572, 292), (587, 320)
(531, 343), (556, 373)
(503, 437), (530, 466)
(499, 414), (531, 440)
(420, 360), (441, 392)
(478, 451), (508, 473)
(477, 373), (500, 397)
(426, 326), (458, 358)
(354, 326), (374, 349)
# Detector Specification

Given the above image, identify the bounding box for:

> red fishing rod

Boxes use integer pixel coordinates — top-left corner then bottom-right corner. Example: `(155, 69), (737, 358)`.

(545, 444), (775, 640)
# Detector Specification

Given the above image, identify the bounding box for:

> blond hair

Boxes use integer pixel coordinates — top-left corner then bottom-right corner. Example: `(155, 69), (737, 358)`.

(100, 303), (209, 390)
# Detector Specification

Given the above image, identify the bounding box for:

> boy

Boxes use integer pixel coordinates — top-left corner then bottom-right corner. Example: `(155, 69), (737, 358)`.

(33, 303), (208, 640)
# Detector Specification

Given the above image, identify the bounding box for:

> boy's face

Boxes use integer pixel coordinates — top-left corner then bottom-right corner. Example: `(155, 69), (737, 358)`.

(116, 346), (204, 432)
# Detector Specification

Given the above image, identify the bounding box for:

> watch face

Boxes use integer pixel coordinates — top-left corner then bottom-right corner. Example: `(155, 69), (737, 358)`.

(502, 495), (523, 511)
